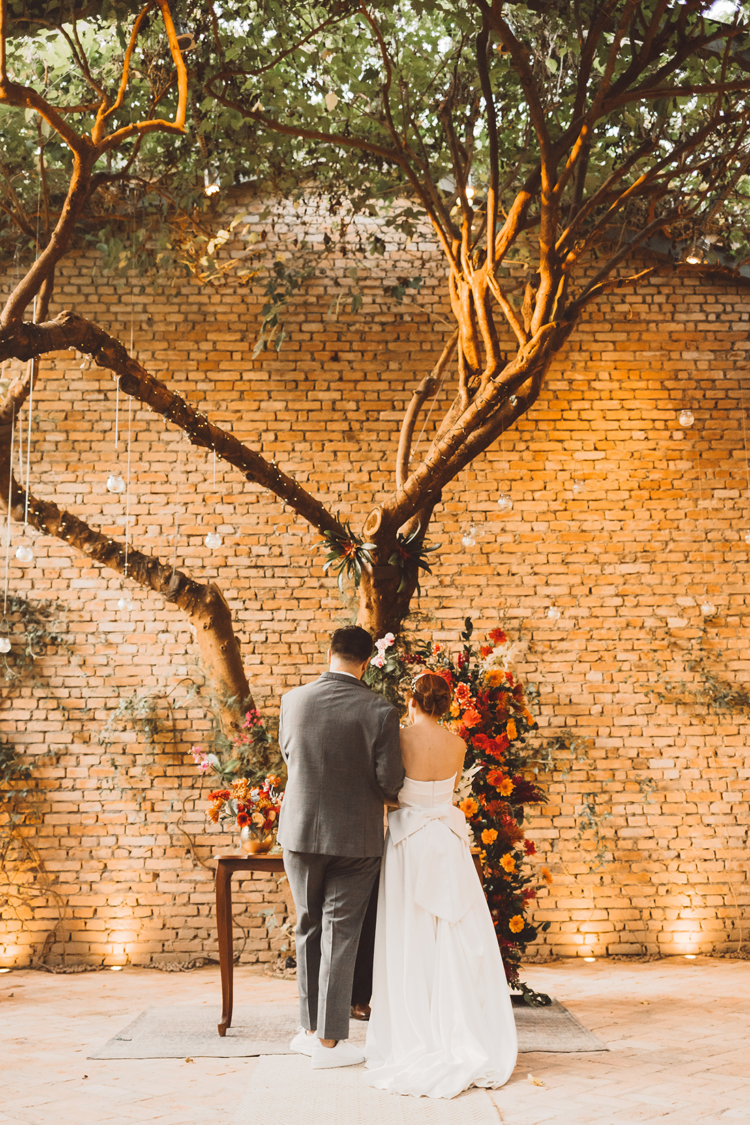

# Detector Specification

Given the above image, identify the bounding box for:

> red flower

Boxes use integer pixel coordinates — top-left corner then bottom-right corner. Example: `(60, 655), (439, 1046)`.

(236, 811), (250, 827)
(505, 671), (514, 684)
(208, 790), (231, 801)
(489, 628), (507, 644)
(524, 839), (537, 856)
(437, 668), (453, 685)
(457, 652), (465, 668)
(480, 645), (493, 657)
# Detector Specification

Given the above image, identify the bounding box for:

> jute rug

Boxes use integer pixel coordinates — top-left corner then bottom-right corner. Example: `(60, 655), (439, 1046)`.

(232, 1055), (500, 1125)
(88, 999), (606, 1059)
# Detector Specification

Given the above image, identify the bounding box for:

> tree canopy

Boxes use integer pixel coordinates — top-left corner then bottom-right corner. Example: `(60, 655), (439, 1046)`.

(2, 0), (750, 723)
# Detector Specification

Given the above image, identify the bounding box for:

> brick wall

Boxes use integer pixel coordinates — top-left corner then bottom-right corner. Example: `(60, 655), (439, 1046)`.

(1, 194), (748, 967)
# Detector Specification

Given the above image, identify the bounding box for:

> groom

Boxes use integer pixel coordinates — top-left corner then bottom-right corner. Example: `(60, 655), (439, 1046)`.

(277, 625), (404, 1069)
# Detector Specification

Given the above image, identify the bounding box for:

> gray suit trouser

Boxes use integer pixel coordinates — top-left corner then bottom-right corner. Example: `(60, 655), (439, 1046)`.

(283, 850), (381, 1041)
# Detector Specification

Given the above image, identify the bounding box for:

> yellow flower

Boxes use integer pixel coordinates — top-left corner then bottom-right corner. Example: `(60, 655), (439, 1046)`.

(509, 915), (524, 933)
(506, 719), (517, 740)
(498, 777), (514, 796)
(485, 669), (505, 687)
(500, 853), (516, 873)
(450, 700), (460, 717)
(459, 797), (478, 818)
(541, 867), (553, 885)
(481, 828), (498, 845)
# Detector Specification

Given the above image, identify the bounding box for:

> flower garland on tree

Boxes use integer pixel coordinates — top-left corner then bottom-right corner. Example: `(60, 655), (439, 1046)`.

(366, 618), (552, 1005)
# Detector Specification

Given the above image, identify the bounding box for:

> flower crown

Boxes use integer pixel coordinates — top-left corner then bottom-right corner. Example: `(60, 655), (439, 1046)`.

(410, 671), (434, 692)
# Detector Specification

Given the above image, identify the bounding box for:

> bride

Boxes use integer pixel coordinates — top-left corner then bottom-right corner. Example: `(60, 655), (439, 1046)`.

(364, 671), (518, 1099)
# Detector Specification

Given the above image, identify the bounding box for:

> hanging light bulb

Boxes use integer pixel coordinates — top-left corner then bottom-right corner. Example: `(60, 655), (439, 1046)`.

(679, 409), (694, 427)
(0, 637), (10, 654)
(15, 544), (33, 563)
(107, 473), (126, 494)
(573, 479), (585, 494)
(461, 525), (477, 548)
(547, 606), (561, 621)
(497, 492), (513, 513)
(117, 596), (134, 612)
(204, 168), (220, 196)
(744, 531), (750, 545)
(205, 530), (222, 549)
(700, 601), (716, 616)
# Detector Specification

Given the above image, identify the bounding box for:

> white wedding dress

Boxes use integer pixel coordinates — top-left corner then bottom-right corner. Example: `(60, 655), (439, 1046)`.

(364, 775), (518, 1099)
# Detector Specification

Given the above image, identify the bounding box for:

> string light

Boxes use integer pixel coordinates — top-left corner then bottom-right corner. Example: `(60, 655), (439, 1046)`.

(205, 449), (229, 550)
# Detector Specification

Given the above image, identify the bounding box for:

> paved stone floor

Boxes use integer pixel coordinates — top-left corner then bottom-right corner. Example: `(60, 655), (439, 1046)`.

(1, 957), (748, 1124)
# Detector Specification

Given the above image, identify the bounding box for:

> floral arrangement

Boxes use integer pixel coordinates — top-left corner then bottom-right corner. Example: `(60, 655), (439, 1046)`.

(191, 707), (273, 786)
(207, 773), (284, 838)
(367, 618), (552, 1005)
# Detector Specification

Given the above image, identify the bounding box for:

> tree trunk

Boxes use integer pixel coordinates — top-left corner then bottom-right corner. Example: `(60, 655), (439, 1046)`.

(356, 564), (418, 638)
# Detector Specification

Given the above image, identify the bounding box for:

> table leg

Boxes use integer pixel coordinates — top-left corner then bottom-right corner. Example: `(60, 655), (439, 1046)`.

(216, 862), (234, 1036)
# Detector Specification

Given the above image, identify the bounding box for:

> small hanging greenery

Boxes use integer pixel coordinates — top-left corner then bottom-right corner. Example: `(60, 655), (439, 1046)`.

(387, 523), (438, 595)
(318, 521), (376, 591)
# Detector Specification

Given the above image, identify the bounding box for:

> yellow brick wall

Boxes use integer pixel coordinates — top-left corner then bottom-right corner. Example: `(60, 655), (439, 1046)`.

(1, 198), (748, 967)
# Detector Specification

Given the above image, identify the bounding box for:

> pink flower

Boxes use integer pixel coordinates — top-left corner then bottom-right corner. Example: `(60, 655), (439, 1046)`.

(371, 652), (385, 668)
(383, 632), (395, 647)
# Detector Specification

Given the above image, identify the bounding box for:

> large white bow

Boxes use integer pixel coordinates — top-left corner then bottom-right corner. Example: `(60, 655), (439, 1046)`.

(387, 803), (474, 924)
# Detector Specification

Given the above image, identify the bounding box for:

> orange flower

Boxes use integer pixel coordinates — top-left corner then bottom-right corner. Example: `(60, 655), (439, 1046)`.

(481, 828), (498, 845)
(208, 801), (222, 824)
(485, 669), (505, 687)
(489, 628), (507, 645)
(480, 645), (493, 658)
(541, 867), (553, 885)
(500, 853), (516, 873)
(450, 700), (460, 717)
(462, 706), (482, 729)
(506, 718), (517, 741)
(236, 811), (250, 827)
(459, 797), (478, 818)
(509, 915), (524, 933)
(432, 643), (444, 654)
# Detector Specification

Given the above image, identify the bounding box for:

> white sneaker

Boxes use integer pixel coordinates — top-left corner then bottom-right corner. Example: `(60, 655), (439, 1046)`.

(311, 1039), (365, 1069)
(289, 1027), (315, 1056)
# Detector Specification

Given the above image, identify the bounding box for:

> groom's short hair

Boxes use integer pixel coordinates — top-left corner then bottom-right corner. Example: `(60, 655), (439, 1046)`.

(330, 626), (373, 663)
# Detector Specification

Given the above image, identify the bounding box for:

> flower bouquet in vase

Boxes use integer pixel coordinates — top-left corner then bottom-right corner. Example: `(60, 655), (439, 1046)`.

(207, 774), (284, 853)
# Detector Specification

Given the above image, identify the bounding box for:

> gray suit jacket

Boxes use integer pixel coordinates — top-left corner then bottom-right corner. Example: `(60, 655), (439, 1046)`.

(277, 672), (404, 857)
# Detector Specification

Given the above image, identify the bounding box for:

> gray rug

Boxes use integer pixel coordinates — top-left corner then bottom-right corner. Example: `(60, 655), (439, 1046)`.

(88, 1000), (607, 1059)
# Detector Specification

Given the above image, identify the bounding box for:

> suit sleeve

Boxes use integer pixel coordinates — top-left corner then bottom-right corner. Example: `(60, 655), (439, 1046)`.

(278, 696), (289, 764)
(374, 705), (405, 804)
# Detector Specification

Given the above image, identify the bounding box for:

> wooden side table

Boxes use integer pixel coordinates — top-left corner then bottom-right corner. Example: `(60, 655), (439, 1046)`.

(214, 846), (483, 1037)
(215, 852), (285, 1036)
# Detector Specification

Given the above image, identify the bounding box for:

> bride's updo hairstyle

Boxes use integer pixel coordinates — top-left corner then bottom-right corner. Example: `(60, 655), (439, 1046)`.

(409, 672), (452, 718)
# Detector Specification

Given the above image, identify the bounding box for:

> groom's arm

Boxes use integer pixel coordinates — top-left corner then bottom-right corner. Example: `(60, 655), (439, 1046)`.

(374, 706), (404, 804)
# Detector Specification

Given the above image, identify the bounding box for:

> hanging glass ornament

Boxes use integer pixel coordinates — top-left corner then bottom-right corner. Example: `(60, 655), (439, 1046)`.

(497, 492), (513, 513)
(15, 544), (33, 563)
(547, 606), (561, 621)
(0, 637), (10, 654)
(700, 601), (716, 616)
(205, 531), (222, 549)
(573, 479), (585, 494)
(117, 596), (134, 612)
(461, 525), (477, 548)
(744, 531), (750, 545)
(679, 409), (694, 427)
(107, 473), (126, 494)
